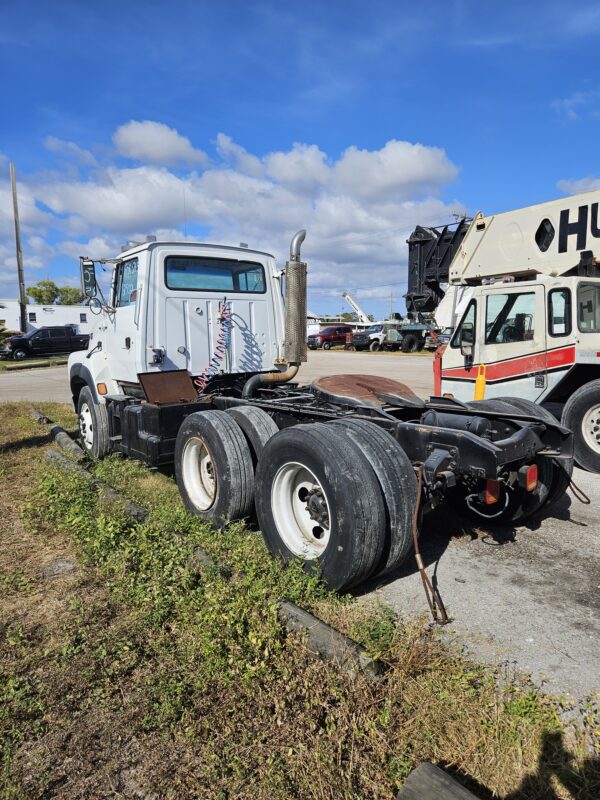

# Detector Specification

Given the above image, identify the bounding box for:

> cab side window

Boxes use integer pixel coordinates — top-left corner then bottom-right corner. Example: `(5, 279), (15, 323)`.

(548, 289), (571, 337)
(450, 300), (476, 349)
(115, 258), (139, 307)
(485, 292), (535, 344)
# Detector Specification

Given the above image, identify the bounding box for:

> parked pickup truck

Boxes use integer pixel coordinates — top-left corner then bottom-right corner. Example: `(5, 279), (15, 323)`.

(3, 325), (89, 360)
(307, 324), (354, 350)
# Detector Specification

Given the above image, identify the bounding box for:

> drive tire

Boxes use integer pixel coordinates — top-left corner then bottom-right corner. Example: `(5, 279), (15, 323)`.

(175, 410), (254, 526)
(255, 423), (387, 591)
(329, 418), (418, 577)
(561, 380), (600, 473)
(401, 334), (419, 353)
(369, 340), (381, 352)
(226, 405), (279, 466)
(12, 348), (27, 361)
(77, 385), (110, 459)
(322, 341), (331, 350)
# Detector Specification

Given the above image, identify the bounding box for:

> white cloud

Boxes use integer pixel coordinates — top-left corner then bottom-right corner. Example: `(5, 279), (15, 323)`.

(4, 124), (463, 309)
(557, 176), (600, 195)
(113, 120), (207, 166)
(552, 89), (600, 121)
(44, 136), (98, 166)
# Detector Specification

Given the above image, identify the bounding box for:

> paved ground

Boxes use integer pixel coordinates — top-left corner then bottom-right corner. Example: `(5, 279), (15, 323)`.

(1, 350), (598, 702)
(0, 351), (433, 404)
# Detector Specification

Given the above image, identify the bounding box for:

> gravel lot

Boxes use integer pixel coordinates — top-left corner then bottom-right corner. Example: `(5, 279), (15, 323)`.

(1, 348), (597, 701)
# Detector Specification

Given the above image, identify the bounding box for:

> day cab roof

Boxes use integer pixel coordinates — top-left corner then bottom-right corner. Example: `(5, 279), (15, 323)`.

(115, 240), (275, 262)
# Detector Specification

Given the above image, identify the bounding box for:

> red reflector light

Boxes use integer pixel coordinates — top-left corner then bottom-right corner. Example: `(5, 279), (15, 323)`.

(525, 464), (538, 492)
(484, 479), (501, 505)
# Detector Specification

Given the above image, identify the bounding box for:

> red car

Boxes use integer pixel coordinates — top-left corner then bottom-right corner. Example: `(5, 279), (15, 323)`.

(307, 325), (354, 350)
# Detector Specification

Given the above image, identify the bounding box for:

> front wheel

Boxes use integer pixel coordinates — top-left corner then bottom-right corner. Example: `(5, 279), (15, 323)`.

(322, 341), (331, 350)
(401, 334), (419, 353)
(12, 348), (27, 361)
(369, 340), (381, 352)
(77, 386), (110, 458)
(562, 380), (600, 472)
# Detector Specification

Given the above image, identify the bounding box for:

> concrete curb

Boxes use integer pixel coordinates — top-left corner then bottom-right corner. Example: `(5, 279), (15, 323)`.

(44, 450), (148, 522)
(279, 600), (384, 679)
(4, 359), (68, 372)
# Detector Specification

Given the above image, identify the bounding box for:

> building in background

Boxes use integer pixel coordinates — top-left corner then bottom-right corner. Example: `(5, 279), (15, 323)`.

(0, 300), (91, 334)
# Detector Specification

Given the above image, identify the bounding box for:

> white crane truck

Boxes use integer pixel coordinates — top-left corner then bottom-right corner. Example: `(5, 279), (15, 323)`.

(68, 231), (573, 590)
(408, 190), (600, 473)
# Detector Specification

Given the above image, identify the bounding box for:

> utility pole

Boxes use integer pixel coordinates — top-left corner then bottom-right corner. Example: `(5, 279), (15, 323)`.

(389, 290), (393, 321)
(10, 163), (27, 332)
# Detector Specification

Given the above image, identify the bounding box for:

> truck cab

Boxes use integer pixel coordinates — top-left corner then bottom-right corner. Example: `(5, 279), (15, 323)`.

(69, 240), (286, 405)
(436, 189), (600, 472)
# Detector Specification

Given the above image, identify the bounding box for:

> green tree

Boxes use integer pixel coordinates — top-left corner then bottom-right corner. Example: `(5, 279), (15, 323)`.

(27, 280), (59, 304)
(26, 281), (84, 306)
(57, 286), (85, 305)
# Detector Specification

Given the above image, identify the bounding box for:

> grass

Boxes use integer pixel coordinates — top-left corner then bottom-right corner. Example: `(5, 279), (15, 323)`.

(0, 402), (598, 799)
(0, 356), (69, 373)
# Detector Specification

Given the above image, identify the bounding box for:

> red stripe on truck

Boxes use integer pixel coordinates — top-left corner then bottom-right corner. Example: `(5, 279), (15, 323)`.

(441, 345), (576, 382)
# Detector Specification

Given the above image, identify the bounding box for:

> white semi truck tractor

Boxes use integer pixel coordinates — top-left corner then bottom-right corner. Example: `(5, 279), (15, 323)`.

(68, 231), (573, 590)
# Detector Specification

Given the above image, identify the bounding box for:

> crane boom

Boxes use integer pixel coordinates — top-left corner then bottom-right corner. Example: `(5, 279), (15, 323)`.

(342, 292), (370, 325)
(450, 189), (600, 284)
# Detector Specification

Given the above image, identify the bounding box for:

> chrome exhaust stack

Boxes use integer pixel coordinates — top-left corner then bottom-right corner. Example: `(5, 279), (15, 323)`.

(242, 230), (307, 398)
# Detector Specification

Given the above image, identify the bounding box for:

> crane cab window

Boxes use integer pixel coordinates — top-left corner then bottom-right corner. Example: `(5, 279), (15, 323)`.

(578, 283), (600, 333)
(485, 292), (535, 344)
(115, 258), (139, 307)
(548, 289), (571, 337)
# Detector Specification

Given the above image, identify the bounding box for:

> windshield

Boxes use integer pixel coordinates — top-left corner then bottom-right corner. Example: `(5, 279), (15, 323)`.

(578, 282), (600, 332)
(366, 325), (383, 333)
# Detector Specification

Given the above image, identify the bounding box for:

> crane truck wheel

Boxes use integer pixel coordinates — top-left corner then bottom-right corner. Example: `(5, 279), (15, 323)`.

(369, 340), (381, 352)
(226, 405), (279, 466)
(255, 423), (387, 591)
(561, 380), (600, 473)
(175, 410), (254, 526)
(329, 418), (418, 577)
(77, 385), (110, 459)
(493, 396), (573, 506)
(401, 334), (419, 353)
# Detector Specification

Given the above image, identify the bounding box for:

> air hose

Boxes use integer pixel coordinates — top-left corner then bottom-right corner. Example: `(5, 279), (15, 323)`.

(193, 298), (233, 395)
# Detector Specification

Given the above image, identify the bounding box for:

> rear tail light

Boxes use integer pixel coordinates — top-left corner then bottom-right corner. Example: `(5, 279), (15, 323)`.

(484, 479), (501, 505)
(518, 464), (538, 492)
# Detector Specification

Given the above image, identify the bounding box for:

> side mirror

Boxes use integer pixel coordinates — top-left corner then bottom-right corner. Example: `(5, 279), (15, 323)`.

(80, 257), (98, 299)
(459, 323), (474, 364)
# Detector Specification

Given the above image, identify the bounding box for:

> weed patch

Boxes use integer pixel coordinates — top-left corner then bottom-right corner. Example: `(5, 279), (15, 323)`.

(1, 402), (598, 799)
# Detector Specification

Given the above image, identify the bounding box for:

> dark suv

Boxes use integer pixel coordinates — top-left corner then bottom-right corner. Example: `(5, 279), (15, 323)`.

(307, 325), (354, 350)
(4, 325), (89, 360)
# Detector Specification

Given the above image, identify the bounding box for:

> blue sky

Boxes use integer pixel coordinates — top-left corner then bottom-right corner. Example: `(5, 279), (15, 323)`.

(1, 0), (600, 318)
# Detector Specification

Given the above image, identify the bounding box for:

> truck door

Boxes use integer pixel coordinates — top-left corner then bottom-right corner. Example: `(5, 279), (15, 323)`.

(480, 285), (547, 401)
(102, 257), (140, 384)
(49, 328), (68, 353)
(440, 298), (479, 401)
(30, 329), (50, 355)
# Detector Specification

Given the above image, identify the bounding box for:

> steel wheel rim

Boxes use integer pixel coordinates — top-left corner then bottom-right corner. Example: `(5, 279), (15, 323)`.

(79, 402), (94, 449)
(271, 462), (331, 558)
(182, 436), (217, 511)
(582, 404), (600, 454)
